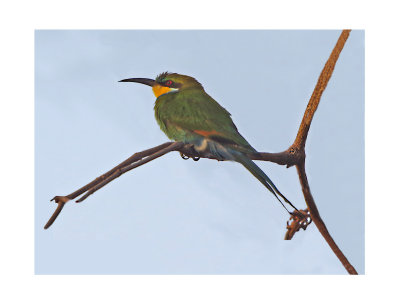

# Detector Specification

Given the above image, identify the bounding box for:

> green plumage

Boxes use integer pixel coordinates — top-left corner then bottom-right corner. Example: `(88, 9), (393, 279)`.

(121, 72), (297, 213)
(154, 73), (255, 154)
(155, 88), (255, 152)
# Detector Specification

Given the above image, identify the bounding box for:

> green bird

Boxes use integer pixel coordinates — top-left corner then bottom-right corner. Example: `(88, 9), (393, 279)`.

(120, 72), (297, 213)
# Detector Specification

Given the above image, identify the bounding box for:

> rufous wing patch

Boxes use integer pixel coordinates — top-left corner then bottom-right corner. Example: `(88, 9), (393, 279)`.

(193, 130), (222, 137)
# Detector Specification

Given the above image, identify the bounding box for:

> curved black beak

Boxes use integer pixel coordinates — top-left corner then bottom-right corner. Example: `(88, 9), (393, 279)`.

(118, 78), (157, 87)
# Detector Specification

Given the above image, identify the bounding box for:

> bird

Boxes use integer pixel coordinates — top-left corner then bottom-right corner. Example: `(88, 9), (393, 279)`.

(119, 72), (298, 214)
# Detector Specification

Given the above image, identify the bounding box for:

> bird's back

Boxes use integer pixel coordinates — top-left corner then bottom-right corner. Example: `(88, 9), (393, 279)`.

(154, 87), (256, 154)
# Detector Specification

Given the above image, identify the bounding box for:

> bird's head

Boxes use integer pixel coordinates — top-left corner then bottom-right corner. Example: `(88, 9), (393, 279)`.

(119, 72), (203, 98)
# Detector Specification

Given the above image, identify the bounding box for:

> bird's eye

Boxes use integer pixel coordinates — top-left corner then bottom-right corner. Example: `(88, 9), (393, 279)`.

(165, 80), (173, 86)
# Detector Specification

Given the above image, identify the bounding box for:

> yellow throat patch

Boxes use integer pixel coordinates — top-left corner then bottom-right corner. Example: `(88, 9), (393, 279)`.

(152, 85), (176, 98)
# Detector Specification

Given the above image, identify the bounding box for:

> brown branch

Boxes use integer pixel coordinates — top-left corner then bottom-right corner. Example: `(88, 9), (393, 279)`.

(283, 29), (358, 274)
(296, 161), (357, 274)
(179, 146), (303, 167)
(293, 29), (351, 150)
(45, 30), (358, 275)
(44, 196), (68, 229)
(284, 209), (311, 240)
(181, 26), (359, 272)
(76, 142), (183, 203)
(44, 142), (177, 229)
(45, 141), (288, 229)
(65, 142), (174, 200)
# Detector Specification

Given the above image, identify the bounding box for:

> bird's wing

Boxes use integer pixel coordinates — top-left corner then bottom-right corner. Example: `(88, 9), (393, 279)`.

(158, 90), (255, 152)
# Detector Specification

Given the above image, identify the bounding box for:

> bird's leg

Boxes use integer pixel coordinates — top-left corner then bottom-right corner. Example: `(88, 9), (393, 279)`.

(44, 142), (181, 229)
(179, 145), (201, 161)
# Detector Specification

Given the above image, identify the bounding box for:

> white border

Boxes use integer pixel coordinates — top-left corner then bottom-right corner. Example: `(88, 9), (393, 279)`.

(1, 0), (399, 305)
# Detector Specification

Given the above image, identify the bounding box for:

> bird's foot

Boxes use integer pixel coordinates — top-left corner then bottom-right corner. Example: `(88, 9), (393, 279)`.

(180, 152), (200, 161)
(180, 153), (190, 160)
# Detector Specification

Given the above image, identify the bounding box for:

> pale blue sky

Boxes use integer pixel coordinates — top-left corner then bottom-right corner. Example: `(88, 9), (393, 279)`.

(35, 30), (364, 274)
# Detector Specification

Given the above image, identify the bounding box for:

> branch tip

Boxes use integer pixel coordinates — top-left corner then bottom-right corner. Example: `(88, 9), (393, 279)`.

(284, 209), (312, 240)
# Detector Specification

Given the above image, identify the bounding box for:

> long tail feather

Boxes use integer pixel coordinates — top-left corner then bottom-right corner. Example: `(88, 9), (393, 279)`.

(231, 151), (298, 213)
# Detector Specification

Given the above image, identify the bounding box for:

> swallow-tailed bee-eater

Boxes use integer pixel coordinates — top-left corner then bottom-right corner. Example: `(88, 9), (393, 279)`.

(120, 72), (298, 213)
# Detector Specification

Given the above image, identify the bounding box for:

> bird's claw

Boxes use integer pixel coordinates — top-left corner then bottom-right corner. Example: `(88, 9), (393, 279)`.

(180, 152), (200, 161)
(180, 153), (190, 160)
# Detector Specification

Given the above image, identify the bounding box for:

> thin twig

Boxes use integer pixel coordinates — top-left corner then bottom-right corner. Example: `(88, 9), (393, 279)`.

(293, 30), (351, 150)
(76, 142), (183, 202)
(66, 142), (174, 200)
(44, 197), (68, 229)
(44, 143), (287, 229)
(284, 208), (311, 240)
(44, 142), (174, 229)
(178, 146), (302, 167)
(296, 161), (357, 274)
